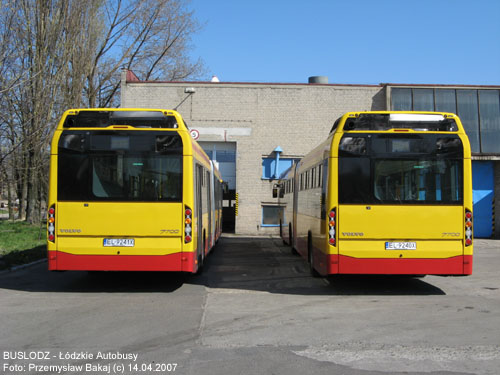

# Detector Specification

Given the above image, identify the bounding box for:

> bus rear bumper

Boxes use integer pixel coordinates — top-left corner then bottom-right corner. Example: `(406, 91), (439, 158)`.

(47, 251), (197, 273)
(326, 254), (473, 276)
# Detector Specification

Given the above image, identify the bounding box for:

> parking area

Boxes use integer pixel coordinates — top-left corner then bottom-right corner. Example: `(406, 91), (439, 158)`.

(0, 236), (499, 375)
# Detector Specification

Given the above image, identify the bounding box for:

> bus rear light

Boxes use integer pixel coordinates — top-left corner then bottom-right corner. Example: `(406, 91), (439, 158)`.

(465, 209), (473, 247)
(47, 205), (56, 243)
(185, 205), (192, 243)
(328, 207), (337, 247)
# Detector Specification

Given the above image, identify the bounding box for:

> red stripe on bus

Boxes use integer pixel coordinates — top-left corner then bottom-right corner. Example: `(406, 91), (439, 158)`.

(48, 251), (197, 273)
(335, 254), (472, 275)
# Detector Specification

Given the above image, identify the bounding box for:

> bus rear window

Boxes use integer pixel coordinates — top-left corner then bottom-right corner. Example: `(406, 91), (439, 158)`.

(339, 158), (463, 204)
(58, 131), (183, 202)
(373, 159), (462, 203)
(338, 133), (463, 204)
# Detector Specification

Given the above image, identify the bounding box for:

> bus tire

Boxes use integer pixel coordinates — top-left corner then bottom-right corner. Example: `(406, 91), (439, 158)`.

(196, 251), (204, 275)
(289, 223), (298, 255)
(196, 232), (206, 275)
(308, 233), (320, 278)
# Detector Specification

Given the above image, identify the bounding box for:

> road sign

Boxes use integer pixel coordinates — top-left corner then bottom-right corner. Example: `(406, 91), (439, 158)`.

(190, 129), (199, 140)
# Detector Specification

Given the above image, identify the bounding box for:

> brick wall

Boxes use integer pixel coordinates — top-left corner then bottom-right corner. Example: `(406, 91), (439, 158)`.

(121, 73), (385, 234)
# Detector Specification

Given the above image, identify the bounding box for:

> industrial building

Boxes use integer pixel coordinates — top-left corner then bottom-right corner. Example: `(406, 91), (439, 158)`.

(120, 70), (500, 238)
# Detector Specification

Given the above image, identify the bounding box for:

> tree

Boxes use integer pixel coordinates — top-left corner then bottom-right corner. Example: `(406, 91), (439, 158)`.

(85, 0), (205, 107)
(0, 0), (204, 223)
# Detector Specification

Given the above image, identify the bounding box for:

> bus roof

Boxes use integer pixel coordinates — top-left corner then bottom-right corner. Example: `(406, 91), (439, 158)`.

(57, 108), (187, 130)
(330, 111), (466, 134)
(55, 108), (223, 177)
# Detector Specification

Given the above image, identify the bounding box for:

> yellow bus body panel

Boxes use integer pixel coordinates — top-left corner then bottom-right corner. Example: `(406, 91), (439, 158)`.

(58, 237), (181, 256)
(338, 205), (464, 258)
(338, 240), (463, 259)
(339, 205), (463, 239)
(56, 202), (182, 256)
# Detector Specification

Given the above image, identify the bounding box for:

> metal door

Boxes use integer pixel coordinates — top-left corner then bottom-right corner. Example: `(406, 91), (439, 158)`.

(472, 161), (494, 238)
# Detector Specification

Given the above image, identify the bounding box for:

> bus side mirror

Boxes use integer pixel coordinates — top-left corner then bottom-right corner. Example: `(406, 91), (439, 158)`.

(273, 187), (278, 199)
(273, 184), (284, 199)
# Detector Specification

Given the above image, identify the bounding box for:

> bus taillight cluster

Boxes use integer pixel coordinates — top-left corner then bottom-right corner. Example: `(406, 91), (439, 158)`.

(47, 205), (56, 242)
(328, 208), (337, 247)
(465, 209), (473, 247)
(185, 206), (192, 243)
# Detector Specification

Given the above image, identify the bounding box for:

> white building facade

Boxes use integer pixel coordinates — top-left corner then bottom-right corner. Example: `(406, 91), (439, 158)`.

(120, 70), (500, 238)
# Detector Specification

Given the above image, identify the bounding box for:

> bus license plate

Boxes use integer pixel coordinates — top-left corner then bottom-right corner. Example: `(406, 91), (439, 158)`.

(103, 238), (135, 247)
(385, 242), (417, 250)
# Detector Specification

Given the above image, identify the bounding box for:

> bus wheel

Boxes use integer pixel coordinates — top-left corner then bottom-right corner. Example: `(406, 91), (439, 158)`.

(196, 232), (206, 275)
(196, 251), (204, 275)
(308, 234), (320, 278)
(290, 223), (298, 255)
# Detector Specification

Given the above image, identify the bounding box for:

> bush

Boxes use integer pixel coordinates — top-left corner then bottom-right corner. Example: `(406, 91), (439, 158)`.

(0, 221), (46, 270)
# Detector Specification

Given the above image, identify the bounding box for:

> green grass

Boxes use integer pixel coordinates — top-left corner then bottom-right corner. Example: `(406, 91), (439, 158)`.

(0, 220), (46, 270)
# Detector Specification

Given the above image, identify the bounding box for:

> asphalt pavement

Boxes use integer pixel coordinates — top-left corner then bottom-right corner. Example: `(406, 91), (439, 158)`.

(0, 235), (499, 375)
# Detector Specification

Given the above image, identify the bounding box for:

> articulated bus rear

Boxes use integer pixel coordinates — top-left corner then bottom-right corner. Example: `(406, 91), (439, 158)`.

(47, 108), (218, 273)
(332, 112), (473, 276)
(292, 111), (473, 277)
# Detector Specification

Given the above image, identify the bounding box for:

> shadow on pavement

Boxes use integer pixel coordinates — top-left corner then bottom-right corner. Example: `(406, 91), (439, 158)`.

(189, 235), (446, 296)
(0, 235), (445, 295)
(0, 266), (186, 293)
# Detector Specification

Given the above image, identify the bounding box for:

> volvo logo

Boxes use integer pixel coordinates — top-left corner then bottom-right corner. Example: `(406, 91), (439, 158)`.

(59, 229), (81, 233)
(342, 232), (364, 237)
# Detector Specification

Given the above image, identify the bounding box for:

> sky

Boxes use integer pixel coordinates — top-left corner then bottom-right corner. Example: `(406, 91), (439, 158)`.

(188, 0), (500, 86)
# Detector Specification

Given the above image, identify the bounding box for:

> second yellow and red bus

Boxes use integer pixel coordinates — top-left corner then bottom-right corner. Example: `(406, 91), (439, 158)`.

(278, 111), (473, 276)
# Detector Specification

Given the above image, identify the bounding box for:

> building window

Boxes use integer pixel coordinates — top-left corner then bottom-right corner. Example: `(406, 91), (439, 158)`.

(390, 87), (500, 154)
(262, 205), (285, 226)
(457, 89), (480, 153)
(413, 89), (434, 111)
(391, 88), (412, 110)
(435, 89), (456, 113)
(478, 90), (500, 153)
(262, 157), (299, 179)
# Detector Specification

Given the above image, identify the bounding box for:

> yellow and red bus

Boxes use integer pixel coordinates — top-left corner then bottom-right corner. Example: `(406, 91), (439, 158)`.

(279, 111), (473, 276)
(47, 108), (223, 273)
